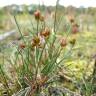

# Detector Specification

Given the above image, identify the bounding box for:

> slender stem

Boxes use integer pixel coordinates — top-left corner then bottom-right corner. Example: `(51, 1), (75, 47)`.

(35, 46), (39, 82)
(13, 15), (26, 44)
(54, 0), (59, 34)
(36, 20), (39, 35)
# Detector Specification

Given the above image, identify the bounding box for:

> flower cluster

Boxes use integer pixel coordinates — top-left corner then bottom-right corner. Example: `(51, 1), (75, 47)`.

(34, 10), (45, 22)
(69, 16), (79, 34)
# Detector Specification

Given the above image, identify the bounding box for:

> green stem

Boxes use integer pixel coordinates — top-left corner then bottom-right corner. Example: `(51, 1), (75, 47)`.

(36, 20), (39, 35)
(13, 15), (26, 44)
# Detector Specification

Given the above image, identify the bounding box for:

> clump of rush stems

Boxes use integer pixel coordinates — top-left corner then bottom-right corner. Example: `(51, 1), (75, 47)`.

(0, 0), (81, 96)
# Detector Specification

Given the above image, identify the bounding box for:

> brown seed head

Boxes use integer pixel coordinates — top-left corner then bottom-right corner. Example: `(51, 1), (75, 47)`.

(40, 27), (50, 37)
(34, 10), (41, 20)
(60, 38), (67, 47)
(68, 15), (75, 23)
(19, 43), (26, 49)
(72, 26), (78, 34)
(32, 36), (40, 47)
(40, 15), (45, 22)
(70, 18), (74, 23)
(69, 38), (76, 45)
(72, 24), (79, 34)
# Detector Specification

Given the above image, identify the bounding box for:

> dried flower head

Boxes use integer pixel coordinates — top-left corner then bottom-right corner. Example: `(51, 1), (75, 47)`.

(60, 38), (67, 47)
(40, 27), (50, 37)
(19, 43), (26, 49)
(32, 36), (40, 47)
(34, 10), (41, 20)
(40, 15), (45, 22)
(69, 38), (76, 45)
(68, 15), (75, 23)
(72, 23), (79, 34)
(70, 18), (75, 23)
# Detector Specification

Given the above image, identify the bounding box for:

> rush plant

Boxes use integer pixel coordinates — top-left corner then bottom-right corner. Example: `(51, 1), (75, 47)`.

(0, 0), (81, 96)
